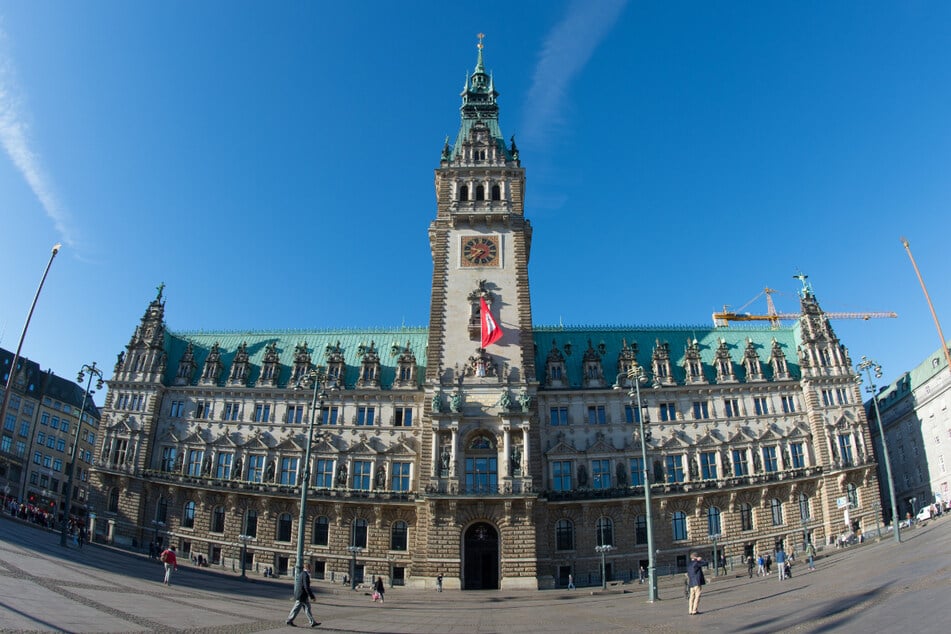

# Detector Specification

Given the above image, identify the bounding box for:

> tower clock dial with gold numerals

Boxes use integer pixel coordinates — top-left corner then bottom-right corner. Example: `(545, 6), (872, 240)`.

(460, 235), (500, 267)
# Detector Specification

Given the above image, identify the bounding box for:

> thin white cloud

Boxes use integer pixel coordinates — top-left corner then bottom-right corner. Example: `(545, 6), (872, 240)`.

(522, 0), (628, 147)
(0, 23), (75, 247)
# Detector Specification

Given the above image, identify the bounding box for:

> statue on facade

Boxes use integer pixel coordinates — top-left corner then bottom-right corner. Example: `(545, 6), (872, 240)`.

(688, 457), (699, 481)
(266, 460), (276, 483)
(752, 451), (762, 473)
(616, 462), (627, 487)
(336, 464), (348, 487)
(375, 465), (386, 489)
(577, 464), (588, 487)
(431, 391), (444, 413)
(497, 390), (512, 411)
(517, 388), (533, 412)
(510, 445), (521, 475)
(449, 390), (464, 413)
(232, 457), (243, 480)
(440, 447), (451, 474)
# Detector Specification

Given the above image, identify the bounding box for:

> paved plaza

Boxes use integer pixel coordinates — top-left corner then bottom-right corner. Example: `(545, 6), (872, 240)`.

(0, 516), (948, 633)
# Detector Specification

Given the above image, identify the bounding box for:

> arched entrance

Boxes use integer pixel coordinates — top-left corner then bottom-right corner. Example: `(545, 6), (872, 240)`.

(463, 522), (499, 590)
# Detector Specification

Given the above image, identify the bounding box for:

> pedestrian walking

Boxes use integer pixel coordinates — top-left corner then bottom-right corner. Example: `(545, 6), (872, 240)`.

(687, 551), (706, 615)
(776, 547), (788, 580)
(639, 566), (646, 584)
(160, 546), (178, 585)
(286, 563), (318, 627)
(806, 542), (816, 571)
(747, 555), (755, 578)
(372, 576), (385, 603)
(436, 573), (443, 592)
(764, 553), (772, 575)
(757, 554), (765, 577)
(567, 573), (575, 590)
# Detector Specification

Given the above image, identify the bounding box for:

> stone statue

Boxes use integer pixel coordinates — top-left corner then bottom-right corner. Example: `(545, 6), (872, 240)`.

(266, 460), (276, 483)
(616, 462), (627, 487)
(440, 447), (451, 473)
(517, 388), (533, 412)
(510, 445), (521, 475)
(577, 464), (588, 487)
(233, 457), (243, 480)
(375, 465), (386, 489)
(498, 390), (512, 411)
(431, 391), (443, 413)
(688, 457), (698, 481)
(752, 450), (762, 473)
(336, 464), (348, 486)
(449, 391), (463, 413)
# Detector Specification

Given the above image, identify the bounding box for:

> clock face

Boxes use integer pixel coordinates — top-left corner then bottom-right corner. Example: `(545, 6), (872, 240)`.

(461, 235), (499, 267)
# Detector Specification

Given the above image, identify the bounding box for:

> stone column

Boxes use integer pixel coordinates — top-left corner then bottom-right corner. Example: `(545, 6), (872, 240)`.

(450, 427), (458, 477)
(502, 427), (511, 476)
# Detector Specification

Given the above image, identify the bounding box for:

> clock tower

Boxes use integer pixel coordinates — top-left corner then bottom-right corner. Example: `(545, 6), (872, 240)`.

(420, 35), (539, 589)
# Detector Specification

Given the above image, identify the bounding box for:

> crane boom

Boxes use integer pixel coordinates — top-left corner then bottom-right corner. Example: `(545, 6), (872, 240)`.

(712, 310), (898, 328)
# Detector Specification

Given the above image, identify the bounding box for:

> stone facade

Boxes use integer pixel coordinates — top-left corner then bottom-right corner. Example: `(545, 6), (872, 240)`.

(88, 41), (882, 590)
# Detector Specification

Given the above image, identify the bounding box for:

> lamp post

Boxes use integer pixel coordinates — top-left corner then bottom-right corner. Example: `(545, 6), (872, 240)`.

(60, 361), (103, 547)
(293, 366), (334, 579)
(908, 497), (918, 520)
(0, 243), (61, 499)
(348, 545), (363, 590)
(151, 519), (165, 547)
(595, 544), (614, 590)
(710, 533), (721, 577)
(615, 366), (658, 602)
(238, 534), (252, 579)
(857, 356), (900, 543)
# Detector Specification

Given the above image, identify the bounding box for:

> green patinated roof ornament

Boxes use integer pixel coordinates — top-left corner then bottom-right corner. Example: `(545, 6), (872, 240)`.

(452, 33), (512, 161)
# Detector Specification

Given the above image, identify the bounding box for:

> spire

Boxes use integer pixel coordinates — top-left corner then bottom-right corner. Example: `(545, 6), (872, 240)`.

(451, 34), (512, 161)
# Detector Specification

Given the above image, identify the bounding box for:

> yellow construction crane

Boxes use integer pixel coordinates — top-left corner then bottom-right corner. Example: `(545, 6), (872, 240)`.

(713, 284), (898, 328)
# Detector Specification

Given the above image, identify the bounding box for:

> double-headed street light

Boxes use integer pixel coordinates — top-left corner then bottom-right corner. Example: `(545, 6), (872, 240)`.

(615, 365), (658, 602)
(238, 534), (253, 579)
(348, 545), (363, 590)
(293, 366), (336, 578)
(595, 544), (615, 590)
(857, 356), (900, 544)
(60, 361), (103, 547)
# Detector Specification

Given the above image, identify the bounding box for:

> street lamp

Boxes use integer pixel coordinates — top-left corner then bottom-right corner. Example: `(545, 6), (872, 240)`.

(0, 243), (62, 498)
(595, 544), (615, 590)
(348, 545), (363, 590)
(238, 534), (253, 579)
(710, 532), (721, 577)
(60, 361), (103, 547)
(293, 366), (335, 579)
(908, 497), (918, 519)
(857, 356), (900, 544)
(615, 365), (658, 602)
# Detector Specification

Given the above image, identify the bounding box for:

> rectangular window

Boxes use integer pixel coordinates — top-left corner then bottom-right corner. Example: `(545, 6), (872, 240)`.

(37, 432), (46, 444)
(53, 458), (63, 472)
(247, 454), (265, 483)
(279, 457), (299, 485)
(56, 438), (66, 452)
(15, 440), (25, 456)
(196, 401), (213, 419)
(629, 456), (644, 486)
(0, 436), (9, 453)
(224, 402), (240, 421)
(724, 399), (740, 418)
(61, 420), (70, 435)
(836, 388), (850, 405)
(3, 414), (15, 432)
(215, 452), (233, 479)
(732, 449), (749, 476)
(753, 397), (769, 416)
(624, 404), (641, 424)
(591, 459), (611, 489)
(352, 460), (372, 490)
(659, 403), (676, 422)
(392, 461), (411, 491)
(821, 389), (834, 407)
(18, 421), (30, 437)
(550, 407), (569, 426)
(586, 405), (606, 425)
(253, 403), (271, 423)
(161, 447), (177, 472)
(665, 455), (685, 483)
(43, 455), (52, 468)
(635, 515), (648, 544)
(40, 412), (49, 425)
(838, 434), (854, 466)
(789, 443), (805, 469)
(781, 395), (796, 413)
(186, 450), (204, 476)
(552, 460), (572, 491)
(394, 407), (413, 427)
(700, 451), (718, 480)
(8, 395), (20, 411)
(357, 407), (376, 426)
(50, 417), (60, 430)
(315, 458), (335, 488)
(286, 405), (303, 424)
(763, 446), (778, 472)
(692, 401), (710, 420)
(169, 400), (184, 418)
(740, 504), (753, 531)
(33, 451), (42, 465)
(320, 405), (339, 425)
(47, 436), (55, 448)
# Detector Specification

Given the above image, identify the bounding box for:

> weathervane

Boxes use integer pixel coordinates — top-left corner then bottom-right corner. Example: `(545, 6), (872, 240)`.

(477, 33), (485, 49)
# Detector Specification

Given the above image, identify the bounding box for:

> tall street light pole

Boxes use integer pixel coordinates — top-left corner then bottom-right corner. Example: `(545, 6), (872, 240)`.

(0, 244), (62, 491)
(857, 356), (900, 544)
(293, 366), (332, 578)
(61, 361), (102, 547)
(616, 365), (657, 602)
(595, 544), (614, 590)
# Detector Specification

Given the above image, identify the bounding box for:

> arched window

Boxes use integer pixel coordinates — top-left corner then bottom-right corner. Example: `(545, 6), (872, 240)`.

(707, 507), (722, 536)
(799, 494), (811, 521)
(155, 497), (168, 523)
(634, 515), (647, 544)
(555, 519), (574, 551)
(476, 185), (485, 201)
(459, 185), (469, 201)
(352, 518), (368, 548)
(491, 184), (501, 200)
(312, 516), (329, 546)
(277, 512), (293, 542)
(672, 511), (688, 541)
(244, 509), (258, 538)
(846, 483), (858, 508)
(740, 503), (754, 531)
(596, 516), (614, 547)
(108, 488), (119, 513)
(182, 501), (196, 529)
(391, 520), (408, 551)
(771, 499), (784, 526)
(211, 505), (225, 533)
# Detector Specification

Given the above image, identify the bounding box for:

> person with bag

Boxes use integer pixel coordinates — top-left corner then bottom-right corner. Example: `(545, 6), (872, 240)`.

(286, 563), (318, 627)
(160, 546), (178, 585)
(372, 576), (385, 603)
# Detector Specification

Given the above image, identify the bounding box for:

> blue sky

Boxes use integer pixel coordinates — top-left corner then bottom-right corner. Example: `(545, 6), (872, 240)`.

(2, 1), (950, 404)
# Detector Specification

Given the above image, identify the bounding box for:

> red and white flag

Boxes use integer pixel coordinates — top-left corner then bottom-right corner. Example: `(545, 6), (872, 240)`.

(480, 297), (503, 347)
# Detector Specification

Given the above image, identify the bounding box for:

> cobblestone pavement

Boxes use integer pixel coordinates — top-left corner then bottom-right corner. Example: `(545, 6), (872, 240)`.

(1, 515), (948, 633)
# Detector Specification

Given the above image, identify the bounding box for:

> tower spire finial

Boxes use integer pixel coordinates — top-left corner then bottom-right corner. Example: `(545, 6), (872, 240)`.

(475, 33), (486, 72)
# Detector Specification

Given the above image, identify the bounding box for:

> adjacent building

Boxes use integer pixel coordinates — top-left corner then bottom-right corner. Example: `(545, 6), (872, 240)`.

(1, 347), (101, 518)
(866, 343), (951, 521)
(88, 41), (883, 590)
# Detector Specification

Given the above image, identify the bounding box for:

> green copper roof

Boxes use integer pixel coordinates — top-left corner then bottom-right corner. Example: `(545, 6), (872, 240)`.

(452, 37), (512, 161)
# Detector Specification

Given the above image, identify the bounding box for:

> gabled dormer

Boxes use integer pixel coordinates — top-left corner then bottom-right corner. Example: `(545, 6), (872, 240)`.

(391, 341), (418, 389)
(324, 341), (346, 386)
(683, 339), (706, 384)
(259, 342), (281, 387)
(356, 341), (381, 389)
(199, 342), (223, 386)
(652, 340), (675, 386)
(291, 342), (312, 384)
(714, 339), (737, 384)
(545, 340), (568, 388)
(581, 339), (605, 388)
(227, 341), (250, 387)
(743, 339), (765, 382)
(616, 339), (639, 385)
(769, 339), (790, 380)
(175, 342), (197, 386)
